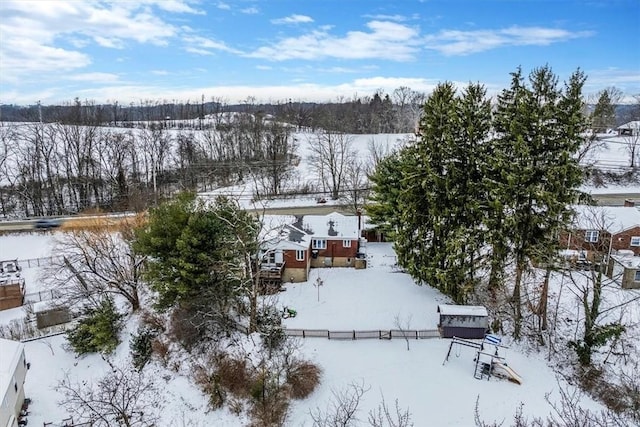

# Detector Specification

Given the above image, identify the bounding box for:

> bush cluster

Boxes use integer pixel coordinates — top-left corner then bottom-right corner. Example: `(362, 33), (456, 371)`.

(66, 298), (123, 355)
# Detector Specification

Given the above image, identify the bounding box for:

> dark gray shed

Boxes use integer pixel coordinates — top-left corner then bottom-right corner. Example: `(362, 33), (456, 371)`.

(437, 304), (488, 339)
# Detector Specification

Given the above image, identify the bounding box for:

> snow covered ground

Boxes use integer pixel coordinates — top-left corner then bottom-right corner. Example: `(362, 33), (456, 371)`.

(0, 233), (608, 426)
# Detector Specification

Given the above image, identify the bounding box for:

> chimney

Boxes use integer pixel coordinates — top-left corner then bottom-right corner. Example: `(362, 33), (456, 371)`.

(624, 199), (635, 207)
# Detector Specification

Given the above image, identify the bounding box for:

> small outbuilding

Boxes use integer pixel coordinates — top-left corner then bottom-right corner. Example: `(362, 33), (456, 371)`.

(437, 304), (489, 339)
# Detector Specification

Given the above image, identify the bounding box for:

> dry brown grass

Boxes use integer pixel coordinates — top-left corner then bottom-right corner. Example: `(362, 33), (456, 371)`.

(217, 356), (253, 398)
(286, 360), (322, 399)
(59, 212), (148, 232)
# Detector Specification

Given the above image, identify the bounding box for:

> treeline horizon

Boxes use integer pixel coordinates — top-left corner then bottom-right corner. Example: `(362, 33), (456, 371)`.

(0, 87), (428, 134)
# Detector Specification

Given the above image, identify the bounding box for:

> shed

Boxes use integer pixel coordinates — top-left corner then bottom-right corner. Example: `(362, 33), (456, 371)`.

(437, 304), (489, 339)
(33, 300), (71, 329)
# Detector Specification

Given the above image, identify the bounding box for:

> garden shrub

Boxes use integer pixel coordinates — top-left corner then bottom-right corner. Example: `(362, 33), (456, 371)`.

(66, 298), (123, 355)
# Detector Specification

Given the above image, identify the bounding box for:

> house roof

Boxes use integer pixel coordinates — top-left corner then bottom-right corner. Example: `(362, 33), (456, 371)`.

(618, 121), (640, 130)
(0, 337), (24, 406)
(260, 212), (361, 252)
(571, 205), (640, 234)
(300, 212), (360, 239)
(437, 304), (488, 317)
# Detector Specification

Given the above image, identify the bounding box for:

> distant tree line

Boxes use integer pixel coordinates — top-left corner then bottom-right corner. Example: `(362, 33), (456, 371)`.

(0, 110), (300, 217)
(0, 86), (426, 134)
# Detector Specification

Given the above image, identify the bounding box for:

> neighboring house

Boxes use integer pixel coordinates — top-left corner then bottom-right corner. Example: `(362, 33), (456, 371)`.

(303, 212), (362, 268)
(0, 338), (27, 427)
(559, 205), (640, 262)
(618, 121), (640, 137)
(0, 260), (25, 311)
(607, 253), (640, 289)
(259, 212), (364, 286)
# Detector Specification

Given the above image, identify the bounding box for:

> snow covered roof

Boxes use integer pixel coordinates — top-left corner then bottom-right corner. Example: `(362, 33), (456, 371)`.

(571, 205), (640, 234)
(0, 337), (24, 405)
(618, 121), (640, 130)
(300, 212), (360, 239)
(611, 254), (640, 269)
(437, 304), (488, 317)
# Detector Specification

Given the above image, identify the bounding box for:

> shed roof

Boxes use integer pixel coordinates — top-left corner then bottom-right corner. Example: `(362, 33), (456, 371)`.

(437, 304), (488, 317)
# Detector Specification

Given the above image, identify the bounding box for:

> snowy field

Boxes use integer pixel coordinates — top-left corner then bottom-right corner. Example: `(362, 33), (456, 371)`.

(0, 233), (608, 426)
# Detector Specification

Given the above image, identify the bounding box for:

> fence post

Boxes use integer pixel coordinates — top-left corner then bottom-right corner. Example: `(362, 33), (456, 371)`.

(353, 330), (355, 340)
(303, 330), (305, 338)
(327, 330), (330, 339)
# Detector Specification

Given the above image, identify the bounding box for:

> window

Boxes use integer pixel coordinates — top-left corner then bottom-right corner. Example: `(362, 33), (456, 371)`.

(312, 239), (327, 250)
(296, 250), (305, 261)
(631, 236), (640, 247)
(634, 270), (640, 282)
(343, 239), (352, 248)
(585, 230), (599, 243)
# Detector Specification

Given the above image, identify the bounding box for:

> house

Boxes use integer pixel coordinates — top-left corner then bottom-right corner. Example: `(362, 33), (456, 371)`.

(437, 304), (489, 339)
(259, 220), (312, 286)
(0, 260), (25, 311)
(302, 212), (362, 268)
(617, 121), (640, 137)
(0, 338), (27, 427)
(258, 212), (364, 285)
(559, 205), (640, 263)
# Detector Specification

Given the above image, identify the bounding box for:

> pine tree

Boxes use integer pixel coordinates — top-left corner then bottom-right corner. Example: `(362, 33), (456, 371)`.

(368, 82), (491, 303)
(491, 66), (586, 338)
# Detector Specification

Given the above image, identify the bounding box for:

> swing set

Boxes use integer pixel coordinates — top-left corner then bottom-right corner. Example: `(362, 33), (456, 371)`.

(442, 334), (522, 384)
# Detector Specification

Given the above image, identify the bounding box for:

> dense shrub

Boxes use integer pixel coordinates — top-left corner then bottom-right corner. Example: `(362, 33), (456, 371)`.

(130, 327), (156, 371)
(217, 356), (252, 397)
(193, 364), (226, 409)
(286, 360), (322, 399)
(66, 298), (123, 355)
(257, 305), (285, 354)
(249, 372), (290, 427)
(168, 306), (207, 349)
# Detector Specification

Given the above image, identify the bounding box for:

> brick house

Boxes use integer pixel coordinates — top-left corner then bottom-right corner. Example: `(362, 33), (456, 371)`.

(259, 212), (363, 285)
(559, 205), (640, 263)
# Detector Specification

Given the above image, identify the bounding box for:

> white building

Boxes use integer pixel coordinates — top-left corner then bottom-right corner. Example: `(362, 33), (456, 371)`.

(0, 338), (27, 427)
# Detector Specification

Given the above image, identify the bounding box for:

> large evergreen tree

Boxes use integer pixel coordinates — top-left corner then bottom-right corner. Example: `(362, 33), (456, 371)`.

(368, 67), (587, 330)
(490, 66), (586, 338)
(134, 192), (260, 335)
(368, 82), (491, 303)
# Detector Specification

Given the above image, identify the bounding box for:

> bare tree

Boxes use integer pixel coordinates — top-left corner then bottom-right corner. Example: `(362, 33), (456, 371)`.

(310, 381), (369, 427)
(368, 394), (414, 427)
(562, 207), (639, 366)
(44, 216), (146, 311)
(56, 359), (163, 427)
(308, 130), (356, 200)
(394, 313), (413, 351)
(622, 122), (640, 168)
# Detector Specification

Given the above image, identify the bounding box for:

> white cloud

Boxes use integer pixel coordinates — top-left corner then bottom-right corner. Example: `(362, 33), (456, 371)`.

(241, 7), (259, 15)
(216, 2), (231, 10)
(362, 14), (408, 22)
(424, 26), (594, 55)
(271, 14), (314, 25)
(248, 20), (420, 61)
(4, 77), (446, 105)
(183, 35), (242, 55)
(0, 0), (183, 82)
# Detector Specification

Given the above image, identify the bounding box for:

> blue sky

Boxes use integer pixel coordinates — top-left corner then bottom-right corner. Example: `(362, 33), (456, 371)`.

(1, 0), (639, 106)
